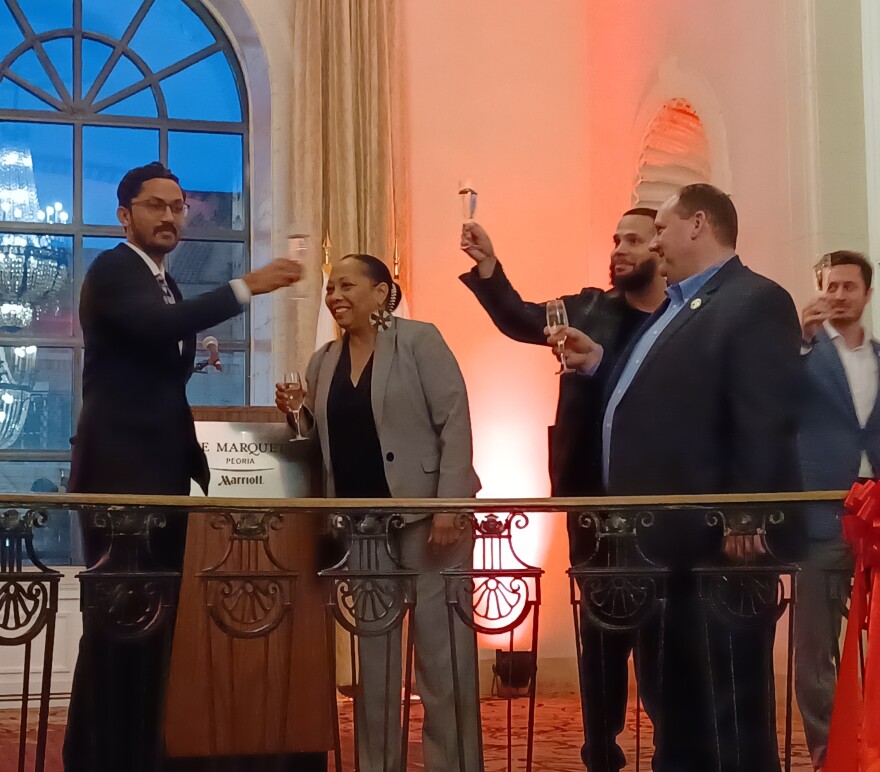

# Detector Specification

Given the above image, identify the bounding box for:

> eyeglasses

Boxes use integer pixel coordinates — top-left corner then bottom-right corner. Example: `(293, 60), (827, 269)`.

(130, 198), (190, 217)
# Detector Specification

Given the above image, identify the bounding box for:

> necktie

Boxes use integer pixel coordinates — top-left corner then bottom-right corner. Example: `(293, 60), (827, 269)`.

(156, 273), (183, 353)
(156, 273), (175, 304)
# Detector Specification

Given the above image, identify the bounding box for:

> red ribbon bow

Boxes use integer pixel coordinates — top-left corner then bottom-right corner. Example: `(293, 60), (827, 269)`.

(826, 480), (880, 771)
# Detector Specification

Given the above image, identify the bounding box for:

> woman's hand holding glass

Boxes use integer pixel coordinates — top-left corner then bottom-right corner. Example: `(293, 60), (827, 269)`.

(275, 372), (305, 415)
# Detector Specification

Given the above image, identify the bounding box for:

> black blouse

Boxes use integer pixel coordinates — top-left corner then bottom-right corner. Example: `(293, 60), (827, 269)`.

(326, 337), (392, 498)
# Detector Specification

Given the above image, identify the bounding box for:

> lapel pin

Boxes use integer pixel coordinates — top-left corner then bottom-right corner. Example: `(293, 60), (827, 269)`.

(690, 298), (702, 310)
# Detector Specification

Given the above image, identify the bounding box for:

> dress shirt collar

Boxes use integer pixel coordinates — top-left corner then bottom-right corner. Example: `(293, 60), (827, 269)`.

(666, 254), (736, 305)
(125, 241), (166, 278)
(823, 320), (870, 350)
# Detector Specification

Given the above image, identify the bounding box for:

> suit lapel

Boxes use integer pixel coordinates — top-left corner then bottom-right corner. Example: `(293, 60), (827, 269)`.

(315, 339), (343, 469)
(165, 272), (183, 303)
(635, 257), (740, 377)
(812, 332), (859, 425)
(637, 291), (713, 376)
(164, 273), (193, 363)
(371, 320), (397, 431)
(606, 298), (670, 397)
(122, 243), (168, 305)
(859, 340), (880, 431)
(604, 258), (742, 404)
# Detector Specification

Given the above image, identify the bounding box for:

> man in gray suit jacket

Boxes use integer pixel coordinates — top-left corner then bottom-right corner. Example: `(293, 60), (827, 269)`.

(796, 250), (880, 770)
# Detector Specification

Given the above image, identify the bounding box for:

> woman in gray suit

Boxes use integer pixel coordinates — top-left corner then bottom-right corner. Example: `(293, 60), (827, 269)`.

(275, 253), (481, 772)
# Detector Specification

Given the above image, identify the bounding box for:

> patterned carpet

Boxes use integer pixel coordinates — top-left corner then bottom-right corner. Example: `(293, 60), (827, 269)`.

(0, 696), (813, 771)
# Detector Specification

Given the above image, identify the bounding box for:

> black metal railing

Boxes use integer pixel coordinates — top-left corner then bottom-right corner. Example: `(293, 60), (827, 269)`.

(0, 491), (847, 772)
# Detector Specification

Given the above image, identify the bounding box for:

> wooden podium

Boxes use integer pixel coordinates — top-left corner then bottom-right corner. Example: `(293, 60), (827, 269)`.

(163, 407), (335, 759)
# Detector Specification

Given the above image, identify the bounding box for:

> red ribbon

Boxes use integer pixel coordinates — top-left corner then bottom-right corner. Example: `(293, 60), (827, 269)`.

(825, 480), (880, 771)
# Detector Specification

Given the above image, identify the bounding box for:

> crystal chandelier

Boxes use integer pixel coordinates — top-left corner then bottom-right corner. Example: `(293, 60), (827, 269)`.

(0, 345), (36, 449)
(0, 146), (69, 333)
(0, 143), (68, 447)
(0, 233), (68, 332)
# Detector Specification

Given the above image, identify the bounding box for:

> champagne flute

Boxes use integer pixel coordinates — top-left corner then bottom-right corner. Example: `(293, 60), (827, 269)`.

(283, 371), (304, 436)
(287, 233), (309, 298)
(813, 253), (831, 293)
(458, 180), (477, 222)
(811, 253), (835, 326)
(546, 299), (574, 374)
(283, 371), (304, 410)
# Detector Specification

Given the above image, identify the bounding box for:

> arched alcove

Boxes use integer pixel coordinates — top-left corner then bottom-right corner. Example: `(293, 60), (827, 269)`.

(633, 98), (711, 208)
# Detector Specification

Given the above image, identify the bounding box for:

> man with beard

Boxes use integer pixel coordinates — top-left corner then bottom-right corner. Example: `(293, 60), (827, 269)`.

(63, 162), (303, 772)
(459, 209), (666, 772)
(552, 184), (802, 772)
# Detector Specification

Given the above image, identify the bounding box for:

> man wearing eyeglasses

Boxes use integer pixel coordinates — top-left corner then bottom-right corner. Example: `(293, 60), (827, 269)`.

(63, 162), (303, 772)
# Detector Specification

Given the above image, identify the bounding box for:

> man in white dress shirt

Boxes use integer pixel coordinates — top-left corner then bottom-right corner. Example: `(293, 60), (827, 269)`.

(796, 250), (880, 771)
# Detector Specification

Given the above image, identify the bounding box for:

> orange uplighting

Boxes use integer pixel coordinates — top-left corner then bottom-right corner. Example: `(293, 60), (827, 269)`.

(402, 0), (604, 659)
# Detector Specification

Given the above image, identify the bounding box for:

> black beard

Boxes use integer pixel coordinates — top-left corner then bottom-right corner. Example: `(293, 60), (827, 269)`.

(610, 258), (657, 292)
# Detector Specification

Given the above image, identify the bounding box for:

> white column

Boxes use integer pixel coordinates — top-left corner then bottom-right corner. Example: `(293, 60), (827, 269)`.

(862, 0), (880, 334)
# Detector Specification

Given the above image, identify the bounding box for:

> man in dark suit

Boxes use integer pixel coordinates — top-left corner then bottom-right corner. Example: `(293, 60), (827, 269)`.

(63, 162), (301, 772)
(459, 212), (666, 771)
(553, 184), (802, 772)
(459, 210), (665, 500)
(795, 250), (878, 770)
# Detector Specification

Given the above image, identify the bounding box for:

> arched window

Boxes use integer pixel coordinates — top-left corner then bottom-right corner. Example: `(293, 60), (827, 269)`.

(633, 98), (711, 209)
(0, 0), (250, 522)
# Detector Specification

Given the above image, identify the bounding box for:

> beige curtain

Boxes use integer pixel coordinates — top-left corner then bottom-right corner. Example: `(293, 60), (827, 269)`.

(288, 0), (410, 374)
(288, 0), (410, 689)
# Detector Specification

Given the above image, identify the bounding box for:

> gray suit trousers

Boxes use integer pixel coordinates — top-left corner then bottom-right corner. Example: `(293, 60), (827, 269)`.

(794, 538), (853, 768)
(351, 519), (481, 772)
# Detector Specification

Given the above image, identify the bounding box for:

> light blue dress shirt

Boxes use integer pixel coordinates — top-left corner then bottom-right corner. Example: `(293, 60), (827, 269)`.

(601, 256), (735, 487)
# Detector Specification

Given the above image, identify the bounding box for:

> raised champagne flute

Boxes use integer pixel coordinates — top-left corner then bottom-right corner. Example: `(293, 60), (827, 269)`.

(458, 181), (477, 222)
(814, 252), (831, 293)
(287, 233), (309, 298)
(811, 253), (835, 325)
(546, 299), (574, 374)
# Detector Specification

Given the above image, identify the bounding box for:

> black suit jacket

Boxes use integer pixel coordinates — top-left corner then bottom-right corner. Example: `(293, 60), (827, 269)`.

(460, 262), (647, 496)
(605, 257), (801, 495)
(604, 257), (803, 559)
(69, 243), (243, 495)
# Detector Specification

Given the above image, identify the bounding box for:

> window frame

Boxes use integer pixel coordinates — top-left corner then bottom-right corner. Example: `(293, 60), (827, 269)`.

(0, 0), (252, 469)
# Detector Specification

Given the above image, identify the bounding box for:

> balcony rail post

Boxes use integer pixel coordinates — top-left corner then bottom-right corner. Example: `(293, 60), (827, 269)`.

(0, 507), (60, 772)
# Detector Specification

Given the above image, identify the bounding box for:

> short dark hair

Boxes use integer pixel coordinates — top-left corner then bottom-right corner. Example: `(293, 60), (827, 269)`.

(117, 162), (181, 208)
(342, 253), (403, 311)
(817, 250), (873, 290)
(673, 183), (738, 248)
(622, 207), (658, 220)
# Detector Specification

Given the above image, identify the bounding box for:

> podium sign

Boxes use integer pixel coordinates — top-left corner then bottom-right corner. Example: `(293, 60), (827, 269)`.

(190, 421), (315, 497)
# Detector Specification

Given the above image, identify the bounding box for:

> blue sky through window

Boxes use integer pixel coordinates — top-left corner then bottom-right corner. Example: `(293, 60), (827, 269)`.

(83, 125), (160, 223)
(129, 0), (215, 74)
(8, 48), (58, 99)
(41, 38), (72, 95)
(16, 0), (72, 34)
(0, 2), (20, 60)
(81, 0), (145, 42)
(0, 0), (250, 498)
